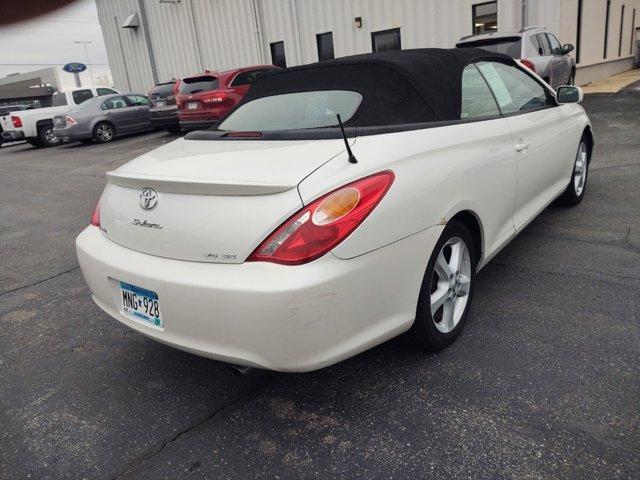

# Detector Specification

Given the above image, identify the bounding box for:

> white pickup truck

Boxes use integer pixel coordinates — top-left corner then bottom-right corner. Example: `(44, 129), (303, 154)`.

(0, 86), (119, 147)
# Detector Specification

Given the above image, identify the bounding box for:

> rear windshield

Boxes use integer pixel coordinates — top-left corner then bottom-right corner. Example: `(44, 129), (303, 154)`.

(179, 76), (218, 94)
(458, 38), (522, 58)
(149, 82), (175, 97)
(219, 90), (362, 131)
(52, 92), (68, 107)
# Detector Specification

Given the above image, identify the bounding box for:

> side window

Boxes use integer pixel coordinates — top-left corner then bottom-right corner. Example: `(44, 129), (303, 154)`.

(125, 95), (150, 106)
(72, 89), (94, 105)
(230, 69), (274, 87)
(477, 62), (552, 115)
(546, 34), (562, 55)
(96, 88), (118, 96)
(460, 64), (501, 119)
(530, 35), (543, 56)
(537, 34), (552, 55)
(101, 97), (128, 110)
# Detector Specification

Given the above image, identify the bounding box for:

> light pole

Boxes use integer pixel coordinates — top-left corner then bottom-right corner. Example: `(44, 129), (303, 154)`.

(74, 41), (94, 86)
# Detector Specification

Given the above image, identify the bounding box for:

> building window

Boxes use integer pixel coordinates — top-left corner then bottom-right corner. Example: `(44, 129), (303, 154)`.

(472, 1), (498, 34)
(604, 0), (611, 58)
(316, 32), (335, 61)
(576, 0), (583, 63)
(631, 9), (637, 54)
(270, 41), (286, 68)
(618, 5), (626, 56)
(371, 28), (401, 52)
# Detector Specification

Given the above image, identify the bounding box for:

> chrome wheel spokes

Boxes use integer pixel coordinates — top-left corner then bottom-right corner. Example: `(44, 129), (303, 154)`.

(45, 128), (58, 143)
(98, 125), (113, 141)
(574, 142), (587, 196)
(430, 237), (472, 333)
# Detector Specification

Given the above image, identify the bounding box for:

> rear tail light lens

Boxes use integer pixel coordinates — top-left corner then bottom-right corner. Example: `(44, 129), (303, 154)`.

(66, 115), (77, 126)
(90, 199), (101, 227)
(202, 92), (227, 103)
(248, 171), (395, 265)
(11, 116), (22, 128)
(520, 58), (536, 73)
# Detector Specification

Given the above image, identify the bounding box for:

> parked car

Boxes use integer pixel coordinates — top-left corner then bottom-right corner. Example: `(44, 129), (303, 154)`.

(177, 65), (279, 130)
(456, 26), (576, 89)
(0, 86), (119, 147)
(149, 80), (180, 133)
(52, 93), (152, 144)
(0, 104), (32, 146)
(77, 48), (592, 372)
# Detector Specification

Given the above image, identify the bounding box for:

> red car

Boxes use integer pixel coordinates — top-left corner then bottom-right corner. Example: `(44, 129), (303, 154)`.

(177, 65), (280, 130)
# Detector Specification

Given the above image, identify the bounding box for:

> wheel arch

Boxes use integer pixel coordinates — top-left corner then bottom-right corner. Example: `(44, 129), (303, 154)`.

(35, 118), (54, 129)
(447, 209), (484, 266)
(582, 125), (595, 162)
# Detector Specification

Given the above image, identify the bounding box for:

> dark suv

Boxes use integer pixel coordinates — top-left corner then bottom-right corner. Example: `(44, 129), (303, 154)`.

(149, 80), (180, 133)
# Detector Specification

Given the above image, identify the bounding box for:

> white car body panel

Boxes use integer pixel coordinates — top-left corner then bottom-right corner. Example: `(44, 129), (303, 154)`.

(76, 66), (592, 371)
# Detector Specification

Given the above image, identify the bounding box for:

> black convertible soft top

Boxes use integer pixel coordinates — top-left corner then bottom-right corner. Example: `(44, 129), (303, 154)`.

(187, 48), (516, 140)
(240, 47), (515, 125)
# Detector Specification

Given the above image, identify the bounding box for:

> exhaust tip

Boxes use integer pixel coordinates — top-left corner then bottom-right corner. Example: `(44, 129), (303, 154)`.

(225, 363), (253, 376)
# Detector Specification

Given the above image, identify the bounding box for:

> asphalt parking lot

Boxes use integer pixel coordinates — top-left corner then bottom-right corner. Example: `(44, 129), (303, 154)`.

(1, 91), (639, 480)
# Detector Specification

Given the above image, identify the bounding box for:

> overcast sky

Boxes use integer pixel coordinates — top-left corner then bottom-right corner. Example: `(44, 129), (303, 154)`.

(0, 0), (111, 89)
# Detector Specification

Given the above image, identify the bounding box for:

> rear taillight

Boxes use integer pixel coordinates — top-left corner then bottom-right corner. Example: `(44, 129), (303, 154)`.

(202, 92), (227, 104)
(11, 116), (22, 128)
(520, 59), (536, 73)
(66, 115), (77, 126)
(248, 171), (395, 265)
(90, 199), (101, 227)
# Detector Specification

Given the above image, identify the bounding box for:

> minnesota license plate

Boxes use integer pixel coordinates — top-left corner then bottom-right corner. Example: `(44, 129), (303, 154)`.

(120, 281), (162, 328)
(188, 101), (198, 109)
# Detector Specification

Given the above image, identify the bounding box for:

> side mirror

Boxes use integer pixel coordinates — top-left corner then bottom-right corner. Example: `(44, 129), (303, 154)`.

(562, 43), (574, 55)
(557, 85), (583, 104)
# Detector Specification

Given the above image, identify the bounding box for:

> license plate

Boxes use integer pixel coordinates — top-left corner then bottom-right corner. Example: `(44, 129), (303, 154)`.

(188, 101), (198, 109)
(120, 281), (162, 328)
(155, 100), (165, 107)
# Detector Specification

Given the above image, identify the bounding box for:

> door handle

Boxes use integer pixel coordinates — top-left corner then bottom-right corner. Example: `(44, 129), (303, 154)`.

(515, 139), (529, 153)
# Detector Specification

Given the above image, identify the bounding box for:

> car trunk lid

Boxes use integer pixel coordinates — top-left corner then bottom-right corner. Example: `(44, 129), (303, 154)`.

(100, 137), (350, 263)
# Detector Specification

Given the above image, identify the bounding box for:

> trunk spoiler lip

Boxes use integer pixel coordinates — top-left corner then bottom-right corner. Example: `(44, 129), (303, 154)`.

(106, 171), (297, 196)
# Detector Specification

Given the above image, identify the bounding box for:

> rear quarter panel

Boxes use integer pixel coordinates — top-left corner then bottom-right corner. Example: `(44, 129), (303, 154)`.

(298, 118), (519, 261)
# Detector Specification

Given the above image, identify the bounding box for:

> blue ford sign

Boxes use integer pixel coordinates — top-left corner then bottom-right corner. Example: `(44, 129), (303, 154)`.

(63, 62), (87, 73)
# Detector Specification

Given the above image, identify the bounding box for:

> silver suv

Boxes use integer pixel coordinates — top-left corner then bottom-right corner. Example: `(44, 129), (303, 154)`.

(456, 26), (576, 90)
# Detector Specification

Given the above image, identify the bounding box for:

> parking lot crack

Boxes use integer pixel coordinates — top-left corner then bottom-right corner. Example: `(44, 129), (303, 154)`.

(0, 266), (80, 298)
(112, 376), (276, 480)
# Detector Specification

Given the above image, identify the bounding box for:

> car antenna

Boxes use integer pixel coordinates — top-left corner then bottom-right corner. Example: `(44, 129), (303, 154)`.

(336, 114), (357, 164)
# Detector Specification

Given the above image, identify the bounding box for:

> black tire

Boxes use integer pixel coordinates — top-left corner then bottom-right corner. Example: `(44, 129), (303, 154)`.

(27, 138), (43, 148)
(37, 124), (62, 147)
(93, 122), (115, 143)
(556, 135), (590, 206)
(164, 125), (181, 134)
(407, 220), (477, 351)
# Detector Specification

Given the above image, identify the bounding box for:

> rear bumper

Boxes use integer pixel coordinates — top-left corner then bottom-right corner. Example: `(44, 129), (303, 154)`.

(52, 125), (93, 140)
(1, 130), (25, 141)
(76, 225), (440, 372)
(150, 107), (179, 128)
(179, 120), (216, 131)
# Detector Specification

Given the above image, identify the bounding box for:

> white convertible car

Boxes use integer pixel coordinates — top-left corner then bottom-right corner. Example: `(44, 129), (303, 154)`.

(77, 48), (592, 372)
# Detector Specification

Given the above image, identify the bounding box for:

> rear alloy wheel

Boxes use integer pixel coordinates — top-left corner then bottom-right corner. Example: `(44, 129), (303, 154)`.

(556, 137), (589, 206)
(408, 220), (477, 350)
(37, 125), (62, 147)
(94, 122), (115, 143)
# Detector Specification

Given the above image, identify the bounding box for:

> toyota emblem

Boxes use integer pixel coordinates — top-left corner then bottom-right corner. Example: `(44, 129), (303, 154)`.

(139, 188), (158, 210)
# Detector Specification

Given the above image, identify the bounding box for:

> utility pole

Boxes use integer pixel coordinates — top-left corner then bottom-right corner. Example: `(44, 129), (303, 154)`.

(74, 41), (95, 85)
